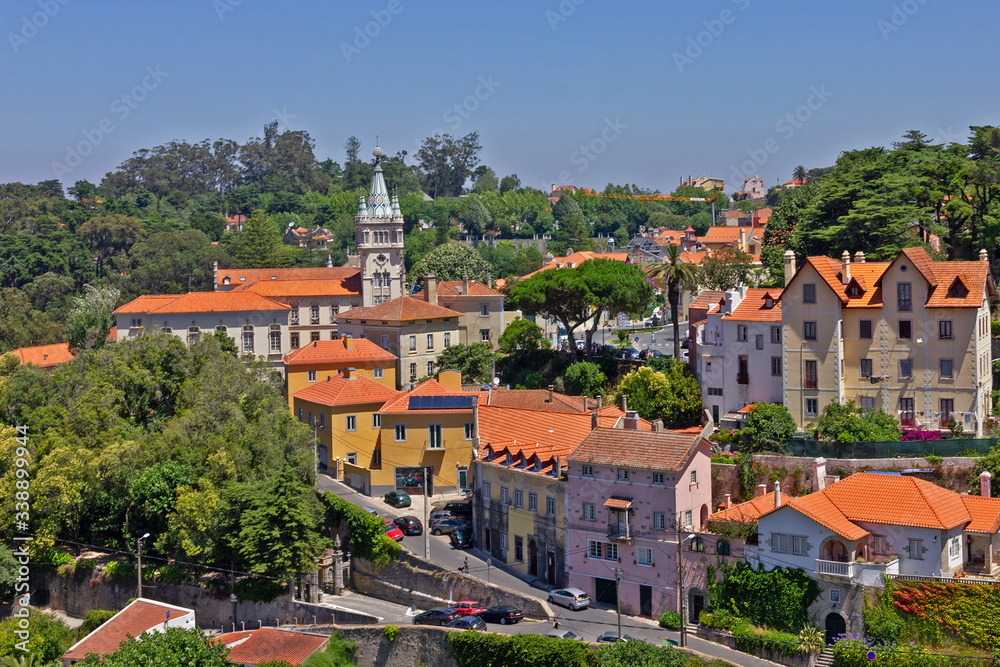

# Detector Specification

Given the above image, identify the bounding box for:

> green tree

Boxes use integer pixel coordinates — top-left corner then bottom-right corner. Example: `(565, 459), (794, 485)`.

(576, 259), (654, 358)
(77, 214), (144, 279)
(564, 362), (605, 397)
(74, 627), (229, 666)
(594, 640), (689, 667)
(415, 132), (482, 198)
(497, 317), (546, 353)
(435, 343), (495, 384)
(697, 246), (757, 291)
(611, 364), (702, 428)
(0, 545), (16, 601)
(647, 244), (699, 359)
(457, 196), (491, 237)
(738, 403), (797, 453)
(549, 195), (593, 255)
(815, 400), (901, 442)
(409, 242), (492, 287)
(792, 165), (808, 184)
(126, 229), (222, 295)
(188, 212), (226, 241)
(232, 209), (287, 268)
(0, 608), (75, 664)
(499, 174), (521, 193)
(471, 167), (499, 193)
(65, 284), (120, 351)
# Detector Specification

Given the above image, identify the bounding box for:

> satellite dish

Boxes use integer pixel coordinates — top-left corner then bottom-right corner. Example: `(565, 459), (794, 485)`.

(493, 377), (500, 386)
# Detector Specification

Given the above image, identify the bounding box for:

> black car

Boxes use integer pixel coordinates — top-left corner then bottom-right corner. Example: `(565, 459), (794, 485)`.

(478, 605), (523, 625)
(450, 527), (474, 549)
(393, 515), (423, 535)
(443, 500), (473, 519)
(413, 608), (460, 626)
(384, 489), (411, 508)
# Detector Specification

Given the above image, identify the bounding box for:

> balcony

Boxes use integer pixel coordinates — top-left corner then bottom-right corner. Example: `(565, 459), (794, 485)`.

(816, 558), (899, 586)
(736, 373), (749, 385)
(804, 379), (817, 389)
(607, 524), (633, 542)
(816, 559), (853, 578)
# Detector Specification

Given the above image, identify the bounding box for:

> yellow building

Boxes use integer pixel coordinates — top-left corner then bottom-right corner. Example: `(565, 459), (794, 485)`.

(782, 248), (996, 434)
(291, 368), (401, 480)
(283, 335), (397, 409)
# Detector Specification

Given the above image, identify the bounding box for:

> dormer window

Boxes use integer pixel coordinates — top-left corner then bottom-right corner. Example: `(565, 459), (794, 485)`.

(947, 276), (969, 299)
(764, 297), (773, 308)
(222, 275), (231, 285)
(505, 453), (512, 465)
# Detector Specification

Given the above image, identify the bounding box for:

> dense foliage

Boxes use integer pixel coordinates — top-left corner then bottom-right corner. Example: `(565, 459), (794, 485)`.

(563, 362), (606, 397)
(320, 493), (400, 566)
(815, 400), (902, 442)
(706, 561), (820, 632)
(736, 403), (797, 453)
(497, 317), (547, 354)
(75, 627), (230, 666)
(886, 580), (1000, 649)
(435, 343), (496, 384)
(0, 608), (75, 664)
(611, 363), (702, 428)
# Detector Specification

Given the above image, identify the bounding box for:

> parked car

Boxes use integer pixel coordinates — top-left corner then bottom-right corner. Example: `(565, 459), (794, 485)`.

(620, 347), (639, 360)
(452, 601), (483, 616)
(477, 605), (523, 625)
(393, 516), (423, 535)
(430, 517), (467, 535)
(547, 588), (591, 611)
(545, 630), (581, 641)
(384, 519), (404, 542)
(596, 631), (638, 643)
(450, 527), (474, 549)
(680, 336), (691, 349)
(445, 615), (487, 631)
(362, 506), (380, 517)
(429, 510), (452, 522)
(443, 500), (473, 519)
(413, 608), (460, 626)
(384, 489), (411, 508)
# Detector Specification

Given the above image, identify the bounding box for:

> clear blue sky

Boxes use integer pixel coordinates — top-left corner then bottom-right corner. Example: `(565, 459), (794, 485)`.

(3, 0), (999, 195)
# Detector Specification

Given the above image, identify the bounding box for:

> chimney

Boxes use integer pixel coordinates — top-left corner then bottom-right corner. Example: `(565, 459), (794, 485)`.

(854, 250), (865, 264)
(783, 250), (796, 287)
(982, 470), (992, 497)
(566, 247), (574, 257)
(724, 494), (731, 509)
(583, 396), (588, 412)
(595, 395), (603, 409)
(326, 375), (331, 382)
(841, 250), (851, 286)
(344, 367), (355, 379)
(739, 227), (746, 252)
(313, 341), (317, 348)
(463, 273), (470, 294)
(813, 457), (827, 492)
(981, 249), (989, 263)
(773, 481), (782, 508)
(213, 260), (219, 291)
(547, 384), (554, 403)
(756, 483), (767, 497)
(554, 455), (562, 479)
(343, 334), (353, 350)
(652, 420), (664, 432)
(425, 274), (437, 305)
(622, 395), (628, 414)
(591, 410), (599, 431)
(624, 411), (639, 430)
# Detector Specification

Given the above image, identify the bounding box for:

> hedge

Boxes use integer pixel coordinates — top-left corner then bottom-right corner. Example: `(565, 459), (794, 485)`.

(321, 492), (400, 566)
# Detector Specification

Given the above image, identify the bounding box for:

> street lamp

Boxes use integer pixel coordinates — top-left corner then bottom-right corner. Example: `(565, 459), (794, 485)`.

(137, 533), (150, 599)
(678, 531), (695, 648)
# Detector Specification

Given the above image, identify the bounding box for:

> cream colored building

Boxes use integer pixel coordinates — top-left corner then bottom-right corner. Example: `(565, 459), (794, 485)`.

(782, 248), (996, 434)
(412, 275), (505, 348)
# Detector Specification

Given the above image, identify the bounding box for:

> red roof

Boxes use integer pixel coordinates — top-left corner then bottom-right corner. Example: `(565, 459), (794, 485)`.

(237, 278), (360, 298)
(568, 426), (707, 472)
(6, 342), (74, 368)
(689, 290), (726, 312)
(962, 495), (1000, 534)
(216, 628), (328, 665)
(476, 389), (622, 414)
(721, 288), (782, 323)
(378, 378), (472, 414)
(112, 294), (182, 314)
(413, 280), (503, 299)
(63, 599), (194, 661)
(703, 226), (744, 245)
(293, 372), (401, 407)
(709, 491), (789, 524)
(115, 292), (289, 315)
(217, 267), (359, 287)
(336, 295), (461, 322)
(283, 337), (396, 366)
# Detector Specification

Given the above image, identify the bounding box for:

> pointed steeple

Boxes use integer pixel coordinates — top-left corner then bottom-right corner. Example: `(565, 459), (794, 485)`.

(367, 146), (391, 219)
(390, 191), (402, 220)
(356, 191), (368, 218)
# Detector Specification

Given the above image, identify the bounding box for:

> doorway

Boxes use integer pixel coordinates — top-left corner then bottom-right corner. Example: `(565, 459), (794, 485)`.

(529, 541), (538, 577)
(547, 549), (556, 585)
(825, 612), (846, 644)
(595, 577), (617, 606)
(457, 467), (468, 491)
(639, 585), (652, 617)
(690, 591), (705, 623)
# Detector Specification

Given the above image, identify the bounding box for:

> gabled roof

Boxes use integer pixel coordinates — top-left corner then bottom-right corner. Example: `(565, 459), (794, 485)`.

(236, 277), (361, 298)
(216, 627), (328, 666)
(477, 389), (623, 414)
(378, 378), (472, 415)
(722, 288), (782, 322)
(708, 491), (789, 524)
(689, 290), (726, 312)
(115, 291), (289, 315)
(112, 294), (183, 314)
(293, 372), (401, 407)
(702, 226), (744, 244)
(63, 598), (194, 661)
(413, 280), (503, 299)
(217, 267), (359, 287)
(568, 426), (707, 472)
(335, 295), (461, 322)
(925, 262), (993, 308)
(962, 495), (1000, 534)
(283, 337), (396, 366)
(6, 342), (75, 368)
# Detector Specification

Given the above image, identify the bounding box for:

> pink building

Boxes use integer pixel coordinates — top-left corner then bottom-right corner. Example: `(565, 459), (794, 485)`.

(565, 424), (726, 619)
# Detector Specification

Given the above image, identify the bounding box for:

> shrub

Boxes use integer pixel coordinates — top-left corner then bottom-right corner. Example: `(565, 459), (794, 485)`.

(900, 428), (943, 441)
(448, 631), (592, 667)
(322, 492), (400, 566)
(705, 561), (820, 632)
(382, 624), (398, 642)
(992, 320), (1000, 337)
(77, 609), (118, 639)
(302, 632), (357, 667)
(563, 361), (605, 397)
(659, 610), (682, 630)
(864, 597), (904, 644)
(104, 560), (135, 578)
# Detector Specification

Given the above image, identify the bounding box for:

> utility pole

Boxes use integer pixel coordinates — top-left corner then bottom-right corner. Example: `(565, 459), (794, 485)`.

(615, 567), (623, 640)
(137, 533), (150, 599)
(423, 467), (430, 559)
(678, 524), (687, 648)
(230, 562), (237, 628)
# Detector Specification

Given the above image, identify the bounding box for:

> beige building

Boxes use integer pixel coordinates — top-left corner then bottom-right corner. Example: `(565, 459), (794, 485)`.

(412, 275), (505, 348)
(782, 248), (996, 434)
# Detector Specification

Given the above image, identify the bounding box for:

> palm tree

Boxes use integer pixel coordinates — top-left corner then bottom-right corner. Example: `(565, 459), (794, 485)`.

(647, 244), (699, 360)
(792, 165), (807, 185)
(797, 625), (825, 667)
(0, 654), (39, 667)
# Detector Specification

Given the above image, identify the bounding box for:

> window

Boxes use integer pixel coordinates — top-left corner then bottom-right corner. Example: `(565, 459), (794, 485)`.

(444, 332), (451, 347)
(755, 334), (764, 350)
(707, 387), (723, 396)
(653, 472), (665, 484)
(737, 355), (748, 384)
(690, 470), (697, 485)
(684, 510), (692, 529)
(546, 497), (556, 516)
(426, 360), (434, 377)
(480, 304), (490, 316)
(346, 452), (357, 465)
(480, 329), (491, 343)
(408, 335), (416, 351)
(898, 320), (912, 339)
(949, 536), (961, 560)
(940, 398), (954, 428)
(860, 358), (873, 378)
(269, 324), (281, 352)
(186, 326), (200, 345)
(330, 305), (339, 322)
(873, 535), (888, 555)
(899, 358), (912, 379)
(588, 540), (602, 559)
(529, 493), (538, 512)
(637, 546), (652, 566)
(307, 370), (317, 382)
(501, 533), (508, 551)
(409, 362), (417, 378)
(290, 332), (300, 348)
(605, 542), (619, 561)
(860, 320), (872, 339)
(428, 424), (443, 449)
(514, 489), (523, 508)
(426, 333), (434, 350)
(900, 397), (915, 427)
(617, 469), (629, 481)
(310, 306), (320, 325)
(381, 334), (390, 350)
(737, 325), (748, 341)
(805, 360), (818, 389)
(242, 325), (254, 353)
(690, 537), (705, 552)
(515, 536), (523, 562)
(939, 320), (953, 340)
(793, 536), (808, 555)
(500, 486), (509, 504)
(771, 357), (782, 376)
(859, 396), (875, 410)
(394, 424), (406, 441)
(653, 512), (666, 530)
(770, 325), (781, 344)
(290, 309), (299, 325)
(772, 533), (788, 553)
(372, 413), (381, 428)
(346, 415), (357, 431)
(374, 366), (383, 379)
(803, 283), (816, 303)
(483, 482), (491, 499)
(464, 423), (474, 440)
(717, 540), (731, 556)
(897, 282), (912, 312)
(310, 331), (320, 342)
(298, 407), (303, 421)
(806, 398), (819, 418)
(582, 464), (593, 476)
(215, 324), (227, 334)
(804, 321), (817, 341)
(940, 358), (953, 379)
(907, 539), (923, 560)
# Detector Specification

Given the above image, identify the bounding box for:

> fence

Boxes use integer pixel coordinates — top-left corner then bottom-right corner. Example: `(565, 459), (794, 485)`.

(780, 437), (998, 459)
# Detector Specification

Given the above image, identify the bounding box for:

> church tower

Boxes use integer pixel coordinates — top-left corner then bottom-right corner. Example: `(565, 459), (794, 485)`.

(357, 146), (405, 308)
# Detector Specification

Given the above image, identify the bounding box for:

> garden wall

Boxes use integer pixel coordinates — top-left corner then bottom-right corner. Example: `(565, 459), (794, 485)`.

(336, 626), (459, 667)
(693, 625), (812, 667)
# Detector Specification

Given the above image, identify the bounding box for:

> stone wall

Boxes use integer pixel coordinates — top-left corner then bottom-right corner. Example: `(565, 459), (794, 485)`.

(352, 551), (552, 619)
(31, 564), (377, 629)
(693, 625), (812, 667)
(336, 626), (459, 667)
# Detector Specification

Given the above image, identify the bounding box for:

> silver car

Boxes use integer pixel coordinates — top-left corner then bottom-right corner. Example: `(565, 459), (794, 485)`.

(548, 587), (591, 611)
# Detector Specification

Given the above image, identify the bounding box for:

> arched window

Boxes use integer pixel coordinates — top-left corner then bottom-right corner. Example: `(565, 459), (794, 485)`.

(215, 325), (227, 334)
(717, 540), (731, 556)
(223, 275), (231, 285)
(187, 326), (200, 345)
(241, 325), (254, 354)
(690, 536), (705, 553)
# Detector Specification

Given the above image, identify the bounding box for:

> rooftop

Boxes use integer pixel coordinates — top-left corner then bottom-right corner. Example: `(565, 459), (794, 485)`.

(63, 598), (194, 662)
(217, 266), (359, 287)
(413, 279), (503, 299)
(722, 288), (782, 322)
(335, 295), (462, 322)
(114, 291), (289, 315)
(568, 426), (708, 472)
(379, 378), (472, 415)
(283, 337), (396, 366)
(293, 371), (401, 407)
(235, 277), (361, 298)
(6, 342), (75, 368)
(216, 627), (329, 665)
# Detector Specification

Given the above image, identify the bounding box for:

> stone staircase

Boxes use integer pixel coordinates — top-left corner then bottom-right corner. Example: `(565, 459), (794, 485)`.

(815, 646), (835, 667)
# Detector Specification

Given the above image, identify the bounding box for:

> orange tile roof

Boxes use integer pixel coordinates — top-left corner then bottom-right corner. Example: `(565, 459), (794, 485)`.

(216, 628), (328, 665)
(336, 295), (461, 322)
(519, 251), (631, 279)
(237, 278), (361, 298)
(113, 294), (182, 314)
(476, 389), (628, 415)
(138, 291), (290, 314)
(778, 489), (871, 540)
(721, 288), (782, 322)
(293, 372), (401, 407)
(708, 491), (789, 524)
(961, 495), (1000, 534)
(568, 427), (706, 472)
(702, 226), (744, 244)
(217, 267), (359, 286)
(378, 378), (472, 414)
(7, 342), (74, 368)
(679, 250), (709, 265)
(63, 599), (194, 661)
(414, 280), (503, 299)
(283, 338), (396, 366)
(689, 290), (726, 312)
(924, 262), (993, 308)
(604, 496), (634, 509)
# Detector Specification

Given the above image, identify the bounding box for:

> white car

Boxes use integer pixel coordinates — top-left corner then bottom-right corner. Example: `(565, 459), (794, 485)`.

(547, 587), (591, 611)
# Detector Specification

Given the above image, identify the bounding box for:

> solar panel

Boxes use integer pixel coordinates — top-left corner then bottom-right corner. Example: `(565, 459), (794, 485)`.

(406, 394), (476, 410)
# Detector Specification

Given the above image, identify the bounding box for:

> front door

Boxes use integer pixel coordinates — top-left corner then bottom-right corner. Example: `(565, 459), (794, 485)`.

(547, 550), (556, 585)
(690, 592), (705, 623)
(825, 613), (847, 644)
(639, 585), (652, 617)
(457, 467), (468, 491)
(595, 577), (616, 606)
(528, 541), (538, 577)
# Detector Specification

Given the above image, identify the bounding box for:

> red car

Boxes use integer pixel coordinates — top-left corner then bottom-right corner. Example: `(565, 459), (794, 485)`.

(453, 601), (483, 616)
(384, 519), (404, 541)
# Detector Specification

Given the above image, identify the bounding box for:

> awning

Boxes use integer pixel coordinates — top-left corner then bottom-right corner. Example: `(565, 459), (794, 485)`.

(603, 496), (633, 510)
(738, 403), (756, 413)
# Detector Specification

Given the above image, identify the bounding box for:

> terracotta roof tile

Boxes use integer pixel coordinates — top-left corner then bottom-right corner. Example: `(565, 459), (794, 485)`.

(777, 490), (871, 540)
(604, 496), (634, 509)
(476, 389), (630, 415)
(518, 251), (631, 279)
(378, 378), (472, 414)
(708, 491), (789, 524)
(6, 342), (74, 368)
(568, 427), (707, 472)
(113, 294), (182, 314)
(116, 291), (289, 315)
(702, 227), (744, 244)
(217, 267), (359, 287)
(293, 372), (401, 407)
(925, 262), (992, 308)
(283, 338), (396, 365)
(689, 291), (726, 311)
(335, 295), (461, 322)
(216, 628), (328, 665)
(63, 599), (194, 661)
(413, 280), (503, 298)
(721, 288), (782, 322)
(237, 277), (361, 298)
(961, 495), (1000, 534)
